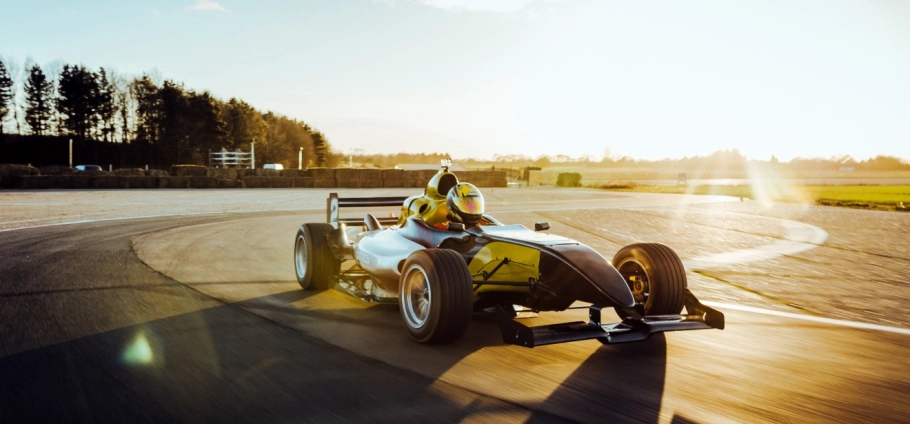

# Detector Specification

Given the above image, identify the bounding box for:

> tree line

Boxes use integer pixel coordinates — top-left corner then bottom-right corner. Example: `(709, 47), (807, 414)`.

(347, 150), (909, 173)
(347, 152), (453, 169)
(452, 149), (910, 172)
(0, 57), (334, 168)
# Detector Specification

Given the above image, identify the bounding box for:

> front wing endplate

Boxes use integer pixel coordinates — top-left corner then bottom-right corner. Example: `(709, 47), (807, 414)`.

(496, 289), (724, 348)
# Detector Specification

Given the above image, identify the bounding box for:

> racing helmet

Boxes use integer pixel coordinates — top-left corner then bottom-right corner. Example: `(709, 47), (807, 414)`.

(446, 183), (484, 225)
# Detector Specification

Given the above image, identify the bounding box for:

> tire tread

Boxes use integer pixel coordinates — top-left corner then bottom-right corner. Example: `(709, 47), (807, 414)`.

(401, 249), (473, 344)
(613, 243), (686, 316)
(298, 223), (339, 291)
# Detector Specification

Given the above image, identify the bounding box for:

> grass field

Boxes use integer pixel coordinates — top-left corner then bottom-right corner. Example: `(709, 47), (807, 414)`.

(512, 167), (910, 185)
(601, 184), (910, 212)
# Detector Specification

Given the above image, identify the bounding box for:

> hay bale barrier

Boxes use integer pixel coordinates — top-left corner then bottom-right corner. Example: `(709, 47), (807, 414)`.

(335, 169), (382, 188)
(0, 164), (40, 188)
(217, 178), (243, 189)
(170, 165), (207, 177)
(17, 176), (56, 189)
(381, 169), (408, 188)
(113, 168), (145, 177)
(309, 168), (336, 188)
(39, 166), (77, 176)
(93, 176), (130, 189)
(69, 176), (93, 189)
(281, 169), (308, 178)
(405, 169), (435, 188)
(556, 172), (583, 187)
(126, 177), (159, 189)
(207, 168), (238, 180)
(294, 177), (314, 188)
(491, 172), (508, 187)
(270, 177), (295, 188)
(257, 169), (283, 177)
(461, 171), (491, 187)
(159, 177), (191, 189)
(242, 177), (271, 188)
(188, 176), (220, 189)
(0, 164), (507, 190)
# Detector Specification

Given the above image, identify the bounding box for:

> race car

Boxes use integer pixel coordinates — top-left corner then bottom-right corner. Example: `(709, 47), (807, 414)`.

(293, 164), (724, 347)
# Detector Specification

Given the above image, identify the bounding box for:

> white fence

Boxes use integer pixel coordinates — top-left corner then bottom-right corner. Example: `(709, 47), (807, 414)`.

(210, 150), (252, 168)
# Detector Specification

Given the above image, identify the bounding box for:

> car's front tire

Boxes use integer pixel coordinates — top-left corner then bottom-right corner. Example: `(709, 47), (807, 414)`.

(295, 223), (339, 291)
(612, 243), (686, 319)
(399, 249), (473, 344)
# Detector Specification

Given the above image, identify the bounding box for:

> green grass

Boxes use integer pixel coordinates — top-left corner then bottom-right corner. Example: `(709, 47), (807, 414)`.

(806, 185), (910, 202)
(600, 183), (910, 212)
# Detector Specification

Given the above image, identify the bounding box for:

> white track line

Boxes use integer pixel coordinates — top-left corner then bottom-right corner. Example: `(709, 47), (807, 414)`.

(705, 301), (910, 336)
(492, 202), (831, 270)
(684, 218), (829, 270)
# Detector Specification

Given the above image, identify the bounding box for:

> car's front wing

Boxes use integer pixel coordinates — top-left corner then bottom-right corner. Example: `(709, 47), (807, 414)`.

(496, 289), (724, 348)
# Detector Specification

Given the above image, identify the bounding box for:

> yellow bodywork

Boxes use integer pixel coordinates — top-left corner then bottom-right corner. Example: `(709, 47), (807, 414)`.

(469, 242), (540, 295)
(399, 195), (449, 227)
(398, 170), (458, 227)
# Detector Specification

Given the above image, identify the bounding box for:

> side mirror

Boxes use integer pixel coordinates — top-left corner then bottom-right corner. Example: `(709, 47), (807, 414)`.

(447, 222), (465, 232)
(534, 222), (550, 232)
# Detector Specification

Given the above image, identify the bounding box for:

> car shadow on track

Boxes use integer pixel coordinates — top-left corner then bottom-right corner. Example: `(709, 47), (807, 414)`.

(0, 283), (669, 423)
(0, 293), (571, 423)
(235, 288), (670, 423)
(232, 287), (507, 360)
(527, 334), (668, 423)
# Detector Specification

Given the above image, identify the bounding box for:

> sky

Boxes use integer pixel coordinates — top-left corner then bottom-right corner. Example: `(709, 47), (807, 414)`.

(2, 0), (909, 161)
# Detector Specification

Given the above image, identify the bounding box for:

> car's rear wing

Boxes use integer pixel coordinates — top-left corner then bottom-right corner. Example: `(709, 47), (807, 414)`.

(327, 193), (410, 229)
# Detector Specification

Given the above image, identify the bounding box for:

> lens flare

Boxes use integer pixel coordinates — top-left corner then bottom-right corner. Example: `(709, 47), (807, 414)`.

(121, 331), (154, 365)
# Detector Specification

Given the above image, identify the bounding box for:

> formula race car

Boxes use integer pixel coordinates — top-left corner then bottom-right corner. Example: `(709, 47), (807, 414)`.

(294, 165), (724, 347)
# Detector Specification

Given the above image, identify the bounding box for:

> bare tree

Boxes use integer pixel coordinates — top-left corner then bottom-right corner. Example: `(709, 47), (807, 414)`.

(4, 56), (24, 135)
(146, 67), (163, 86)
(43, 59), (64, 136)
(109, 69), (134, 144)
(0, 58), (13, 136)
(131, 75), (160, 145)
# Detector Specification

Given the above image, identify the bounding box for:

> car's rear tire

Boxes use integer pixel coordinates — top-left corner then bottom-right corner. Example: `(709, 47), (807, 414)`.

(295, 223), (339, 291)
(612, 243), (686, 319)
(399, 249), (473, 344)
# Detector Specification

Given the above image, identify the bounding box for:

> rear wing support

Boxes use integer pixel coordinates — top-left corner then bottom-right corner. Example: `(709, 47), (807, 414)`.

(327, 193), (410, 229)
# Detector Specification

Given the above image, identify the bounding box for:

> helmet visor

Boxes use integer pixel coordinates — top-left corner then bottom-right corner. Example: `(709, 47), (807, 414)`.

(459, 195), (484, 215)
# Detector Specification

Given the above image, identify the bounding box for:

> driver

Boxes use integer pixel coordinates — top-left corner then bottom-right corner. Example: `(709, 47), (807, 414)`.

(433, 183), (485, 230)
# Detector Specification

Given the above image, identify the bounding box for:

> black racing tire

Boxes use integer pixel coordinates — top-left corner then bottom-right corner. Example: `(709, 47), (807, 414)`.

(399, 249), (473, 344)
(294, 223), (340, 291)
(612, 243), (686, 319)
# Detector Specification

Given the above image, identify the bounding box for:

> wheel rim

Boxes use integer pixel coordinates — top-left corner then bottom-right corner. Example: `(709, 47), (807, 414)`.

(617, 259), (650, 306)
(295, 234), (308, 280)
(402, 265), (431, 329)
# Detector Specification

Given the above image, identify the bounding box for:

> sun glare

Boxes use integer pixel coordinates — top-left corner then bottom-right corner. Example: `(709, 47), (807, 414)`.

(121, 331), (154, 365)
(745, 161), (813, 209)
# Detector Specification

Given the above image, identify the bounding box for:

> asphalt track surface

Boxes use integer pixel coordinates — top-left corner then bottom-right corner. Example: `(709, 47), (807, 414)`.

(2, 188), (909, 423)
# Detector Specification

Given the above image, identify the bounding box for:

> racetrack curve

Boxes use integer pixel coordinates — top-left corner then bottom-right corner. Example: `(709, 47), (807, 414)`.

(2, 188), (909, 423)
